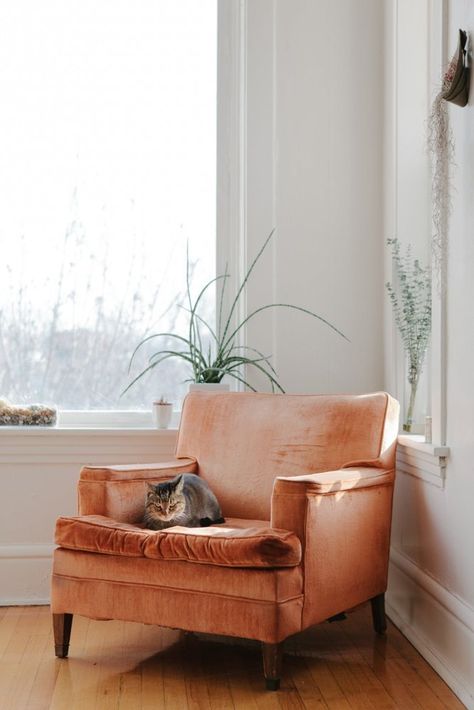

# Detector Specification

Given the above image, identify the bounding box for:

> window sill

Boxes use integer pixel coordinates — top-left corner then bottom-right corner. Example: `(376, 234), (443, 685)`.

(0, 427), (178, 436)
(397, 435), (449, 488)
(0, 409), (181, 432)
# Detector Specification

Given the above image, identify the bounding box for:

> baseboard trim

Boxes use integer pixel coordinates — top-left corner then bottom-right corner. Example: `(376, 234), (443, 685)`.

(0, 599), (50, 607)
(0, 545), (54, 605)
(388, 549), (474, 710)
(390, 547), (474, 632)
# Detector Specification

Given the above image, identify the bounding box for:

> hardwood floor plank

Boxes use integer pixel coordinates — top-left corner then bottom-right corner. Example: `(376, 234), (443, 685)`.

(0, 605), (466, 710)
(92, 620), (126, 710)
(303, 656), (352, 710)
(4, 627), (51, 710)
(284, 653), (329, 709)
(339, 614), (423, 709)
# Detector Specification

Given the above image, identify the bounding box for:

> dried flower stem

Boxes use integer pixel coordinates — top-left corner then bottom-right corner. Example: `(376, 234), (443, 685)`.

(386, 238), (432, 432)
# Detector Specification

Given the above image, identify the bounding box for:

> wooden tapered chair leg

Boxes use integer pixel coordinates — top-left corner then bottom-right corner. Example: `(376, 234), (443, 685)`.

(370, 593), (387, 635)
(262, 642), (283, 690)
(53, 613), (73, 658)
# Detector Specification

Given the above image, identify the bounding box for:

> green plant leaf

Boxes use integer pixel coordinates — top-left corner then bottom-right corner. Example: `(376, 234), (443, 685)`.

(187, 272), (229, 372)
(221, 370), (258, 392)
(178, 305), (219, 344)
(221, 303), (348, 355)
(224, 356), (285, 392)
(127, 332), (198, 373)
(219, 229), (275, 351)
(229, 345), (278, 375)
(148, 349), (196, 366)
(218, 262), (229, 339)
(122, 352), (190, 396)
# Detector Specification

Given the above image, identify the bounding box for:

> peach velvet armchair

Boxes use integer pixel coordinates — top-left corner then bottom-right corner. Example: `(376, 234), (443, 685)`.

(51, 391), (399, 689)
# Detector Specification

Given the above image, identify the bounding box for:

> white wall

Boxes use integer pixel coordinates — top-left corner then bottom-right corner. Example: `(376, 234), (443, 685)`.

(385, 2), (474, 708)
(0, 429), (177, 604)
(243, 0), (385, 395)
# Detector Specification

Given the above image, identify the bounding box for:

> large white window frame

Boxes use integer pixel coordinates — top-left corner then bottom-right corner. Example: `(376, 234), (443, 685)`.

(384, 0), (449, 484)
(0, 1), (245, 431)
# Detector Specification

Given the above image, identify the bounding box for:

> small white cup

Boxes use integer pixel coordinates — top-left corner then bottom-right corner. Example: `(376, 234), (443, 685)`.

(152, 401), (173, 429)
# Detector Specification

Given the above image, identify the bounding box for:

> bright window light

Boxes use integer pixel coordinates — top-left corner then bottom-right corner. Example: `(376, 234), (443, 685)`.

(0, 0), (217, 410)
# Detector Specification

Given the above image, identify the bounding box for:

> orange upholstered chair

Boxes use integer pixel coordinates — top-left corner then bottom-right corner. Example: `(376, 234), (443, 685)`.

(51, 391), (399, 689)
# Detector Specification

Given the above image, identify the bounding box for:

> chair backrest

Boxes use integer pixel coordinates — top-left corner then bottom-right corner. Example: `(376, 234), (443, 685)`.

(175, 392), (399, 520)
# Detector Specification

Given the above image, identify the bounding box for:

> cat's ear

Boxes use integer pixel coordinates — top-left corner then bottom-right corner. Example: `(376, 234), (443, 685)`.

(146, 482), (155, 496)
(174, 475), (184, 493)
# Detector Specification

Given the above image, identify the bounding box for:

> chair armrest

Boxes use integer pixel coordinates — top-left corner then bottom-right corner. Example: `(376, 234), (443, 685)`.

(274, 466), (394, 495)
(78, 457), (197, 519)
(79, 457), (197, 481)
(271, 467), (395, 627)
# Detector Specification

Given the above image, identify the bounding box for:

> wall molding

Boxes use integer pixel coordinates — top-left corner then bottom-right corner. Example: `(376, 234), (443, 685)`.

(388, 547), (474, 710)
(390, 547), (474, 631)
(396, 435), (449, 488)
(0, 429), (178, 464)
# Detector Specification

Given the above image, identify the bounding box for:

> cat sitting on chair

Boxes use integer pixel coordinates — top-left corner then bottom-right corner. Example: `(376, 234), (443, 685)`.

(143, 474), (225, 530)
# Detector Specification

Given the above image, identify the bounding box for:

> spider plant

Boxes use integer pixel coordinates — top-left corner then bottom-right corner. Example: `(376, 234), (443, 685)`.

(123, 231), (347, 394)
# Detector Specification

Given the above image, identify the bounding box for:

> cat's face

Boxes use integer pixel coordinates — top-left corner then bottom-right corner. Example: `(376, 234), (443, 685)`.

(146, 477), (185, 521)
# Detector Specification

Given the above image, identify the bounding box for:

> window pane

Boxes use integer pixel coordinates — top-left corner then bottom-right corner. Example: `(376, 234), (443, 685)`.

(0, 0), (216, 410)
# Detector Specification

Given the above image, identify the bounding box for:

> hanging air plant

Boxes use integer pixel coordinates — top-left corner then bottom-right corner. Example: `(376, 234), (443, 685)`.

(427, 30), (469, 290)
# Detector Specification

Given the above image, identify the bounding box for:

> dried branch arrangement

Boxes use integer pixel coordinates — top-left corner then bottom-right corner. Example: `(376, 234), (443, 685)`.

(386, 238), (432, 432)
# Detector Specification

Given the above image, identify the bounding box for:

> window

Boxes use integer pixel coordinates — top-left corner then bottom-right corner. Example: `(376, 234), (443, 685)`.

(0, 0), (217, 411)
(386, 0), (446, 447)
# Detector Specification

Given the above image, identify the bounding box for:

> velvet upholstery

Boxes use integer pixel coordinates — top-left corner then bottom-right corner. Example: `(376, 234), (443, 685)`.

(55, 515), (302, 568)
(176, 392), (395, 520)
(78, 458), (197, 523)
(51, 392), (399, 672)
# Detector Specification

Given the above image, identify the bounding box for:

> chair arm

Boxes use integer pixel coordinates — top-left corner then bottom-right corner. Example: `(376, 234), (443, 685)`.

(78, 458), (197, 519)
(273, 466), (394, 495)
(271, 467), (395, 627)
(79, 457), (197, 482)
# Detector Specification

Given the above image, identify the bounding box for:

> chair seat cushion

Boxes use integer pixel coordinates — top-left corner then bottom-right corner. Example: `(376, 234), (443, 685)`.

(54, 515), (302, 568)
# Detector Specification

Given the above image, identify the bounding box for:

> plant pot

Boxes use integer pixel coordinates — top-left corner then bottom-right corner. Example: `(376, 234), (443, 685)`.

(188, 383), (230, 393)
(152, 402), (173, 429)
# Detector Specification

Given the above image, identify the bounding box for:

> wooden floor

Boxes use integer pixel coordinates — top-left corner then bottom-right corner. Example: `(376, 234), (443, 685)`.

(0, 604), (465, 709)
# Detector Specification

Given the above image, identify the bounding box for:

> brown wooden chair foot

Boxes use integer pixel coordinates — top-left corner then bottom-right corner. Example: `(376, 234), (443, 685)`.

(327, 611), (347, 622)
(262, 642), (282, 691)
(53, 613), (73, 658)
(370, 593), (386, 635)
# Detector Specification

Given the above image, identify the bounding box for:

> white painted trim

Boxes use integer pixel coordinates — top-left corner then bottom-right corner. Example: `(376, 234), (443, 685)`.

(390, 547), (474, 632)
(216, 0), (247, 372)
(58, 409), (180, 429)
(0, 599), (50, 607)
(383, 0), (399, 399)
(384, 0), (448, 444)
(397, 434), (449, 487)
(428, 0), (448, 447)
(0, 428), (179, 464)
(0, 427), (178, 438)
(388, 547), (474, 709)
(397, 434), (449, 458)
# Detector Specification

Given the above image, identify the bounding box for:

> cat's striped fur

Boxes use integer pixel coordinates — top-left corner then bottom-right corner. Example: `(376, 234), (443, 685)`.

(143, 473), (225, 530)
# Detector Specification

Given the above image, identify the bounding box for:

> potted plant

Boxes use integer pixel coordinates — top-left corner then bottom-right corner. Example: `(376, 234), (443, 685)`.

(123, 231), (347, 395)
(152, 396), (174, 429)
(386, 238), (432, 432)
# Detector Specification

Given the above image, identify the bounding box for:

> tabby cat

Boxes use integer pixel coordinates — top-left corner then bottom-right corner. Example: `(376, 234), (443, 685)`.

(143, 474), (225, 530)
